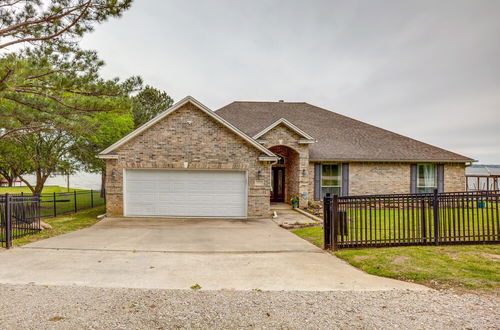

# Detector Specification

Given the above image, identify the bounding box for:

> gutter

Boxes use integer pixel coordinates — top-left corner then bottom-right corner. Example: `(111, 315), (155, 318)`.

(309, 159), (477, 164)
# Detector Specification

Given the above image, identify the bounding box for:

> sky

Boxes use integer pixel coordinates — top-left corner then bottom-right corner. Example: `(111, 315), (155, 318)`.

(81, 0), (500, 164)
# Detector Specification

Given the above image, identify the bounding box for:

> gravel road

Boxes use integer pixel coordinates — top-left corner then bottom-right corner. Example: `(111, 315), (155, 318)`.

(0, 284), (498, 329)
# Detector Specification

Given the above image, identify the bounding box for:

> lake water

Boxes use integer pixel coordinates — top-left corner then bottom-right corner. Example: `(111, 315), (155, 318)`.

(19, 171), (102, 190)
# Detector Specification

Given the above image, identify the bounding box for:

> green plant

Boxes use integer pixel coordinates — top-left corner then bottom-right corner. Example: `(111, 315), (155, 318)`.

(190, 284), (201, 290)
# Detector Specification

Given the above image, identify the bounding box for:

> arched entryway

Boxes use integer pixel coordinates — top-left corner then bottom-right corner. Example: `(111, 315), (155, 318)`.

(269, 145), (300, 204)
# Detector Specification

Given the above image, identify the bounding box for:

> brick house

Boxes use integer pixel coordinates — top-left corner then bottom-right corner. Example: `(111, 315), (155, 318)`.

(98, 96), (474, 218)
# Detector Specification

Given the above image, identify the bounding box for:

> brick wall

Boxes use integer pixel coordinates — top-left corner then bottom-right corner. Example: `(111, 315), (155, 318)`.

(310, 162), (467, 197)
(444, 163), (466, 192)
(349, 162), (411, 195)
(105, 102), (271, 217)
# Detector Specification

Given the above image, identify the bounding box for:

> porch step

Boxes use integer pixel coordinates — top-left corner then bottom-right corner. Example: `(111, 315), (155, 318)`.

(270, 202), (292, 210)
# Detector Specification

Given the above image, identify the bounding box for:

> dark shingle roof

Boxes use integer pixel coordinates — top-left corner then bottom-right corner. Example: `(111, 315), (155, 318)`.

(216, 101), (473, 162)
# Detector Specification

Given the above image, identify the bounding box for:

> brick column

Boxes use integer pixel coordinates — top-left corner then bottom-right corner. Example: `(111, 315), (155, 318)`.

(298, 151), (310, 208)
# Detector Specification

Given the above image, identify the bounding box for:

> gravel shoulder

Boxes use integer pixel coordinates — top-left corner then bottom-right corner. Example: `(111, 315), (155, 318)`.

(0, 284), (498, 329)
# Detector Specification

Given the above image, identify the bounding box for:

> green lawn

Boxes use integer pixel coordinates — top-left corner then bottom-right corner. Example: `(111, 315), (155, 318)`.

(38, 190), (105, 217)
(12, 206), (105, 247)
(0, 185), (84, 194)
(292, 226), (500, 290)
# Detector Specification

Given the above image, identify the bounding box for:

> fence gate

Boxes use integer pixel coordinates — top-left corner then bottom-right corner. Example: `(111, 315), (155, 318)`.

(0, 194), (41, 249)
(323, 189), (500, 249)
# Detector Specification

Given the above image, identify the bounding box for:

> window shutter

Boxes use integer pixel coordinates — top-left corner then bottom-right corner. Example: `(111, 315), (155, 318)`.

(341, 163), (349, 196)
(437, 164), (444, 193)
(410, 164), (417, 193)
(314, 164), (321, 200)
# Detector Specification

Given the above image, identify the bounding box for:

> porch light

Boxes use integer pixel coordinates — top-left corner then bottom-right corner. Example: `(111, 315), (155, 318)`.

(257, 170), (262, 179)
(302, 169), (306, 176)
(111, 169), (118, 179)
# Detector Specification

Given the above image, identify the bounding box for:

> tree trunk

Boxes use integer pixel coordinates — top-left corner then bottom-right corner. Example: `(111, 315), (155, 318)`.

(0, 171), (15, 187)
(18, 175), (35, 193)
(34, 175), (49, 195)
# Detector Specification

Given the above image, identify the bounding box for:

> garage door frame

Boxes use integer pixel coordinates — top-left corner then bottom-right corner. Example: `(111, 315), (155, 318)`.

(123, 168), (249, 218)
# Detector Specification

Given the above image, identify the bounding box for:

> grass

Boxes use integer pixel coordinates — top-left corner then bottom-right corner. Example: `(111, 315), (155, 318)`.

(292, 226), (500, 291)
(37, 190), (105, 217)
(336, 207), (498, 242)
(12, 205), (105, 247)
(0, 185), (84, 194)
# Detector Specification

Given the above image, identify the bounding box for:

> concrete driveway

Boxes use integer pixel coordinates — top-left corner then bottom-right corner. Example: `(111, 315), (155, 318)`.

(0, 217), (426, 291)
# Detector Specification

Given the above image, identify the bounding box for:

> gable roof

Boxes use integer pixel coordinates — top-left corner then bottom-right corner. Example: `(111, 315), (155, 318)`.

(98, 96), (277, 159)
(216, 101), (475, 163)
(253, 118), (315, 142)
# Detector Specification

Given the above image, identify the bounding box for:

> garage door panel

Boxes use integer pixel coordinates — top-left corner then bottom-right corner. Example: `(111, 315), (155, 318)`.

(124, 170), (247, 217)
(127, 203), (156, 216)
(126, 181), (156, 191)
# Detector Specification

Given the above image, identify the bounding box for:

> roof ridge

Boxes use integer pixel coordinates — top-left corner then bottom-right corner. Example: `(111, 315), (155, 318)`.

(216, 101), (474, 162)
(302, 103), (473, 161)
(231, 101), (307, 104)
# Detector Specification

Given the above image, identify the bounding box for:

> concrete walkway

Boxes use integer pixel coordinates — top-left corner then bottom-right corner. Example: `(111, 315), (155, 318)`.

(0, 217), (427, 291)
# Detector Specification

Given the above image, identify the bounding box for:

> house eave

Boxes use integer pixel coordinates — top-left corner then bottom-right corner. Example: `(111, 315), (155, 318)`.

(252, 118), (315, 140)
(258, 156), (279, 162)
(97, 154), (119, 159)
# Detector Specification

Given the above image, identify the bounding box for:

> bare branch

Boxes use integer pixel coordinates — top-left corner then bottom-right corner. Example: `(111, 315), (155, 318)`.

(19, 83), (122, 97)
(26, 69), (70, 80)
(0, 1), (92, 49)
(0, 1), (88, 36)
(4, 95), (58, 115)
(0, 0), (24, 8)
(0, 125), (48, 140)
(14, 88), (105, 112)
(0, 67), (13, 84)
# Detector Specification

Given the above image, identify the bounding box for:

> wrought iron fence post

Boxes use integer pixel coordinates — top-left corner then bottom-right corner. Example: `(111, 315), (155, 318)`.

(74, 190), (77, 212)
(420, 199), (427, 243)
(53, 192), (57, 217)
(332, 194), (339, 250)
(323, 193), (332, 249)
(433, 188), (439, 245)
(5, 193), (12, 249)
(90, 189), (94, 208)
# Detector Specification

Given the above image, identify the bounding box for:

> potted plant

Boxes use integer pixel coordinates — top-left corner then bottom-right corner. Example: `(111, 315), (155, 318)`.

(290, 196), (299, 208)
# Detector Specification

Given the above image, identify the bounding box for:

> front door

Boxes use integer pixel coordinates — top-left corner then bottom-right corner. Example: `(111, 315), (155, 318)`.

(271, 167), (285, 202)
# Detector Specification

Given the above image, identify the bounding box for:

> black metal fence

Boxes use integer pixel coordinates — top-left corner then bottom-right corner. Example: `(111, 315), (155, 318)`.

(21, 190), (105, 218)
(1, 194), (41, 248)
(323, 189), (500, 249)
(0, 190), (104, 248)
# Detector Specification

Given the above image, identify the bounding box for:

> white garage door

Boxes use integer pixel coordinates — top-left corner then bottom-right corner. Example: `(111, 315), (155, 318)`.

(124, 169), (247, 217)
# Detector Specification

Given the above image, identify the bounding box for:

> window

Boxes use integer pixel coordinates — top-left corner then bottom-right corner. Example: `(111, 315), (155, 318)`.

(321, 164), (341, 197)
(417, 164), (436, 193)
